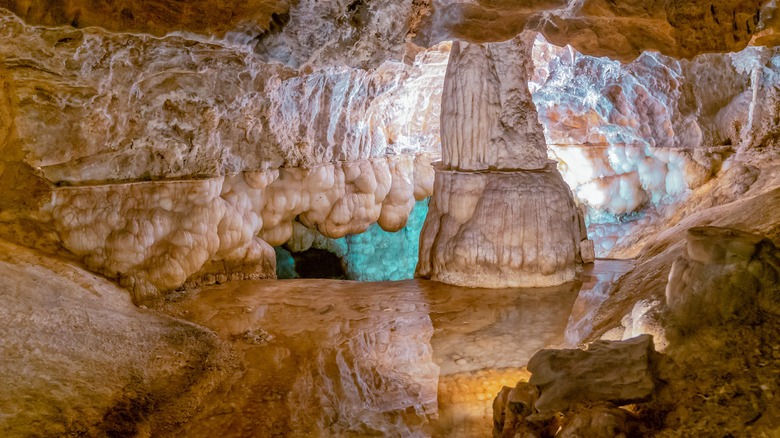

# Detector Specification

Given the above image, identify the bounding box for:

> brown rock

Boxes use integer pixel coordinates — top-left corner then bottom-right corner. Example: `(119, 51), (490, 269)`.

(666, 226), (780, 327)
(528, 335), (657, 412)
(558, 403), (640, 438)
(0, 239), (223, 437)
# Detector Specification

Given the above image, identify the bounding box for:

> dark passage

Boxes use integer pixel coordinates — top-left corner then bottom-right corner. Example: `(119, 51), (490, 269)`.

(288, 248), (347, 279)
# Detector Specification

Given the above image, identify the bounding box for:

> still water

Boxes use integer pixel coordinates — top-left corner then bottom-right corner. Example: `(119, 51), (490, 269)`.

(164, 260), (633, 437)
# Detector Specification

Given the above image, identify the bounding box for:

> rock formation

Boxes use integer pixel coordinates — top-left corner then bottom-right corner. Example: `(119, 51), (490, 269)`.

(417, 34), (585, 288)
(0, 239), (224, 437)
(421, 0), (778, 62)
(493, 335), (657, 438)
(0, 10), (447, 301)
(666, 226), (780, 328)
(528, 335), (657, 412)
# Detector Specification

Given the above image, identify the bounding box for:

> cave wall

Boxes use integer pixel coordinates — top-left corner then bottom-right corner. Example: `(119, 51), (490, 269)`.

(1, 0), (779, 293)
(530, 35), (780, 255)
(0, 9), (446, 301)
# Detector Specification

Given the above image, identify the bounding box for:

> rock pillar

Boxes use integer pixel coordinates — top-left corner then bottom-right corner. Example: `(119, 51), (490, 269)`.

(416, 34), (583, 288)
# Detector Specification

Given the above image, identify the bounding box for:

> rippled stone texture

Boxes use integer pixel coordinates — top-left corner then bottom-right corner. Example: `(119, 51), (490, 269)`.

(440, 36), (547, 171)
(0, 9), (448, 298)
(418, 167), (581, 288)
(417, 34), (583, 288)
(0, 11), (447, 183)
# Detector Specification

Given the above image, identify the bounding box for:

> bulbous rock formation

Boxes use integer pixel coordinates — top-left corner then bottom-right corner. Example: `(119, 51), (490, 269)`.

(0, 11), (446, 300)
(417, 35), (583, 288)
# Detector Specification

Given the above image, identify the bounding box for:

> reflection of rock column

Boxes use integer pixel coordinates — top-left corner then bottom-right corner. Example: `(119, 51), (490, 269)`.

(417, 34), (583, 288)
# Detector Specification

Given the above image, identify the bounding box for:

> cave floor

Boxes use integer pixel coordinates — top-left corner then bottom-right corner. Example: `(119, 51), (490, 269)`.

(159, 260), (633, 437)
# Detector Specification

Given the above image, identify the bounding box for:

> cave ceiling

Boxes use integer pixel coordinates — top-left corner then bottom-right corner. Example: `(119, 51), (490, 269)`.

(1, 0), (778, 64)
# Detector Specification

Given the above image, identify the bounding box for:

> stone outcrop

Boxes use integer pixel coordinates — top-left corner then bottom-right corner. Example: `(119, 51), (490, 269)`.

(417, 34), (584, 288)
(666, 226), (780, 328)
(0, 238), (224, 437)
(528, 335), (657, 412)
(556, 403), (640, 438)
(492, 336), (655, 438)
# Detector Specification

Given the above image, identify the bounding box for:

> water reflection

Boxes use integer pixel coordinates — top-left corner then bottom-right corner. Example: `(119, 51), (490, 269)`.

(564, 259), (636, 347)
(165, 260), (633, 437)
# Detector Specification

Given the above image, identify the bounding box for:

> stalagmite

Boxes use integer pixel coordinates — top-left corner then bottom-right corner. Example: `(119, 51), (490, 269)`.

(416, 34), (584, 288)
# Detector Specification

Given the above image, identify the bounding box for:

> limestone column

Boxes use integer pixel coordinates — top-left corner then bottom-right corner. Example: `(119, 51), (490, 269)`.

(416, 34), (584, 288)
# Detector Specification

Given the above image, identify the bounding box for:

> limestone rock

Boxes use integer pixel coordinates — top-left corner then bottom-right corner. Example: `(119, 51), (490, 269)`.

(557, 403), (640, 438)
(441, 34), (548, 171)
(0, 0), (292, 38)
(621, 299), (667, 351)
(492, 382), (560, 438)
(423, 0), (775, 62)
(0, 11), (448, 184)
(528, 335), (657, 412)
(666, 226), (780, 327)
(47, 156), (434, 302)
(418, 35), (581, 288)
(581, 239), (596, 264)
(0, 239), (222, 437)
(417, 165), (581, 288)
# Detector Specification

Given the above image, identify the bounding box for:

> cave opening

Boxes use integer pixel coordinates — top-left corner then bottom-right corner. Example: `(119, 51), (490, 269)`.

(287, 247), (346, 279)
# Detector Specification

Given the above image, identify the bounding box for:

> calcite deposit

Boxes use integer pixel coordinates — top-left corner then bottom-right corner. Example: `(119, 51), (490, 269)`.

(1, 0), (780, 437)
(530, 34), (780, 256)
(48, 155), (434, 302)
(418, 167), (582, 288)
(417, 35), (584, 288)
(0, 9), (446, 298)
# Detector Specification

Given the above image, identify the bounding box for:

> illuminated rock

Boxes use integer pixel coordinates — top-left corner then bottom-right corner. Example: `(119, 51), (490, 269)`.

(417, 35), (583, 288)
(47, 156), (434, 302)
(0, 11), (447, 183)
(418, 167), (582, 288)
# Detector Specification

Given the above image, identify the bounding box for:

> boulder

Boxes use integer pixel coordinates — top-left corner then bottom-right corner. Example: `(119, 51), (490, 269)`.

(528, 335), (657, 412)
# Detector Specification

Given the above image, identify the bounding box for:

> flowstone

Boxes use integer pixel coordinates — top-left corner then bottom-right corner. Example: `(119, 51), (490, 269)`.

(417, 34), (585, 288)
